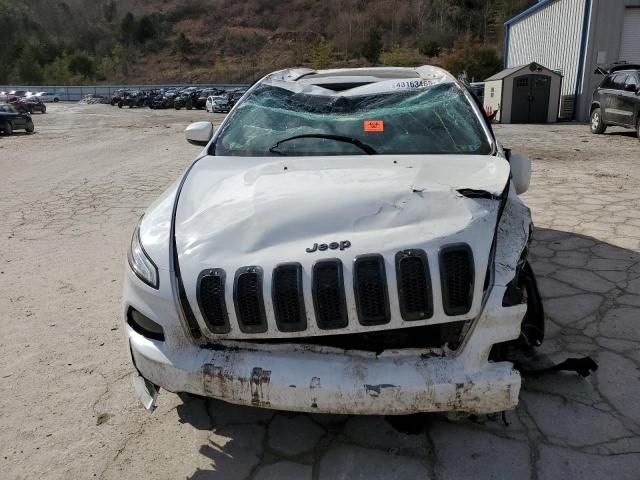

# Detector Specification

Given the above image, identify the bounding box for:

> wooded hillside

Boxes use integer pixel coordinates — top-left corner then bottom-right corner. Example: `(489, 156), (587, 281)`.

(0, 0), (535, 85)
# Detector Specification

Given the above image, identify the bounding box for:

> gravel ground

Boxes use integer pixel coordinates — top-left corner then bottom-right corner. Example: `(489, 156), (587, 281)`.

(1, 104), (639, 479)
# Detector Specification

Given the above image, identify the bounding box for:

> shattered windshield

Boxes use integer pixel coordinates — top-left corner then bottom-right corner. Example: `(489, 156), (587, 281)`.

(213, 82), (491, 156)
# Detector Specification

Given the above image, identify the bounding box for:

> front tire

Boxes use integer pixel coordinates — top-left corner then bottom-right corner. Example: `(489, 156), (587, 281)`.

(25, 119), (35, 133)
(53, 97), (59, 103)
(2, 122), (12, 135)
(590, 108), (606, 134)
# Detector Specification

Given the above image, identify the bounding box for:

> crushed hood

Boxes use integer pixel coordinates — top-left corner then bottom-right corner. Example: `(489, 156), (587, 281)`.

(175, 154), (510, 337)
(175, 155), (509, 261)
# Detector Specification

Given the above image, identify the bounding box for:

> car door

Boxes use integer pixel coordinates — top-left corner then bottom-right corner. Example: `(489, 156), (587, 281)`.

(601, 74), (620, 124)
(621, 73), (640, 128)
(607, 74), (632, 125)
(6, 106), (25, 128)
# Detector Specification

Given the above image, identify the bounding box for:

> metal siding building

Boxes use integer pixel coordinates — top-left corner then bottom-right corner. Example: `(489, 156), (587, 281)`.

(504, 0), (640, 121)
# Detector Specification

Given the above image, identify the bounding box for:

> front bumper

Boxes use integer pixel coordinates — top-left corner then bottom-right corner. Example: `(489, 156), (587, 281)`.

(127, 286), (525, 415)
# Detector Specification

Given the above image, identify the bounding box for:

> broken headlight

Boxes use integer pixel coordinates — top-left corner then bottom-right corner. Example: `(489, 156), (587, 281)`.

(128, 219), (159, 289)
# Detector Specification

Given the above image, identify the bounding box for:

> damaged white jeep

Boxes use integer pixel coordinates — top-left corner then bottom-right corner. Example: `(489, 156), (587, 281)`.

(123, 66), (546, 415)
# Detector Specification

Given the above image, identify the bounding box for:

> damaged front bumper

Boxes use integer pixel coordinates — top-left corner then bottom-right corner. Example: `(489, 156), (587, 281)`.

(128, 286), (525, 415)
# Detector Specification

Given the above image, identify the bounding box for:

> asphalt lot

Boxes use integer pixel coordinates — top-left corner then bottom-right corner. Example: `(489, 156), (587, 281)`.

(1, 104), (640, 479)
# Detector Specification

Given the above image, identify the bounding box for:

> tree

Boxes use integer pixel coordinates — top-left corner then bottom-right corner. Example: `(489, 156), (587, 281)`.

(120, 12), (137, 45)
(440, 34), (502, 82)
(136, 15), (157, 44)
(43, 55), (72, 84)
(175, 33), (192, 55)
(103, 0), (117, 22)
(361, 27), (382, 64)
(419, 39), (442, 58)
(11, 42), (44, 83)
(68, 52), (96, 80)
(311, 40), (333, 69)
(379, 46), (421, 67)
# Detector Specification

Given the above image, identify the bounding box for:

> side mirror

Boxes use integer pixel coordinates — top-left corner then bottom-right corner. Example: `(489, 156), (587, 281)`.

(509, 153), (531, 195)
(625, 83), (637, 92)
(185, 121), (214, 146)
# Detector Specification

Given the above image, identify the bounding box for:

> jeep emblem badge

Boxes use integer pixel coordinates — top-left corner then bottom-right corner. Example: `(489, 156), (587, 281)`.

(306, 240), (351, 253)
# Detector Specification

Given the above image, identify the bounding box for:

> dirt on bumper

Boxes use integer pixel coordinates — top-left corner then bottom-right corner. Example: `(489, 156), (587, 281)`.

(128, 292), (525, 415)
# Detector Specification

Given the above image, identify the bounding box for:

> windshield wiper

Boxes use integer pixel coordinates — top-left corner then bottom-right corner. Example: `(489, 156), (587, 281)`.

(269, 134), (378, 155)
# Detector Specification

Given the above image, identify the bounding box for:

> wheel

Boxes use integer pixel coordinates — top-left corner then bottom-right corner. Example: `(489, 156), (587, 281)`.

(28, 107), (33, 114)
(53, 97), (59, 103)
(590, 108), (606, 134)
(42, 106), (47, 114)
(118, 102), (123, 108)
(25, 119), (34, 133)
(2, 122), (12, 135)
(637, 119), (640, 140)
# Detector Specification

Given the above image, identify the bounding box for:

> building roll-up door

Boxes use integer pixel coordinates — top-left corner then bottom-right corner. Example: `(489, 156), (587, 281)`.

(620, 8), (640, 63)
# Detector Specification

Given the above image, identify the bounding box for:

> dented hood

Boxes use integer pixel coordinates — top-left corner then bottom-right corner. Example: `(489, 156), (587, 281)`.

(175, 153), (508, 268)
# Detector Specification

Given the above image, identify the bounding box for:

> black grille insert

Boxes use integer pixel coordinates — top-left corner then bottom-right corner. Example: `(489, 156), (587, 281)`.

(353, 255), (390, 325)
(197, 269), (230, 333)
(234, 266), (267, 333)
(396, 250), (433, 321)
(440, 245), (474, 316)
(272, 263), (307, 332)
(312, 259), (348, 330)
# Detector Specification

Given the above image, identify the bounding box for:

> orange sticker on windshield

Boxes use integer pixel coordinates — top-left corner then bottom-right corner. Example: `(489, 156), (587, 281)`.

(364, 120), (384, 132)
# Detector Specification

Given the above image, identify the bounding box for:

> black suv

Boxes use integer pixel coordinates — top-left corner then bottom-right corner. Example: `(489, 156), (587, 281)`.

(0, 103), (35, 135)
(590, 64), (640, 138)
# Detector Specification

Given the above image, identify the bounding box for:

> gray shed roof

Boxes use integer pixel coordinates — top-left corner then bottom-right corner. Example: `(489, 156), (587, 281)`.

(485, 62), (562, 82)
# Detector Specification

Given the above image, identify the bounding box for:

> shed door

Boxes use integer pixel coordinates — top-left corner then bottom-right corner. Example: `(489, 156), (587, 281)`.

(620, 8), (640, 63)
(511, 74), (551, 123)
(529, 75), (551, 123)
(511, 76), (531, 123)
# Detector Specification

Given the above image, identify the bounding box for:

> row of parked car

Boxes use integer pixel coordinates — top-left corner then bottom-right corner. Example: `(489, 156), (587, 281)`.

(0, 90), (52, 114)
(108, 87), (247, 113)
(0, 90), (52, 135)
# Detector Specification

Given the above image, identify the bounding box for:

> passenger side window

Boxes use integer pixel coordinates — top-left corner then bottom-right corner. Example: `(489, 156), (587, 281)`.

(611, 74), (628, 90)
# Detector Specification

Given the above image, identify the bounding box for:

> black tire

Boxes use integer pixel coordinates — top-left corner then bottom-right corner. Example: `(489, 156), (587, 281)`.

(118, 102), (123, 108)
(25, 119), (34, 133)
(42, 106), (47, 114)
(637, 119), (640, 140)
(590, 108), (606, 134)
(53, 97), (59, 103)
(2, 122), (12, 135)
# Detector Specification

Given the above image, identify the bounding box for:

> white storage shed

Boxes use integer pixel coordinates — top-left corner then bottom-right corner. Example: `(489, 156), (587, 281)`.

(484, 62), (562, 123)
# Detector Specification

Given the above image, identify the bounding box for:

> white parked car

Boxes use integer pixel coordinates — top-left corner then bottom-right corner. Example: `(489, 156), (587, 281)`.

(124, 66), (542, 415)
(30, 91), (60, 103)
(205, 95), (225, 113)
